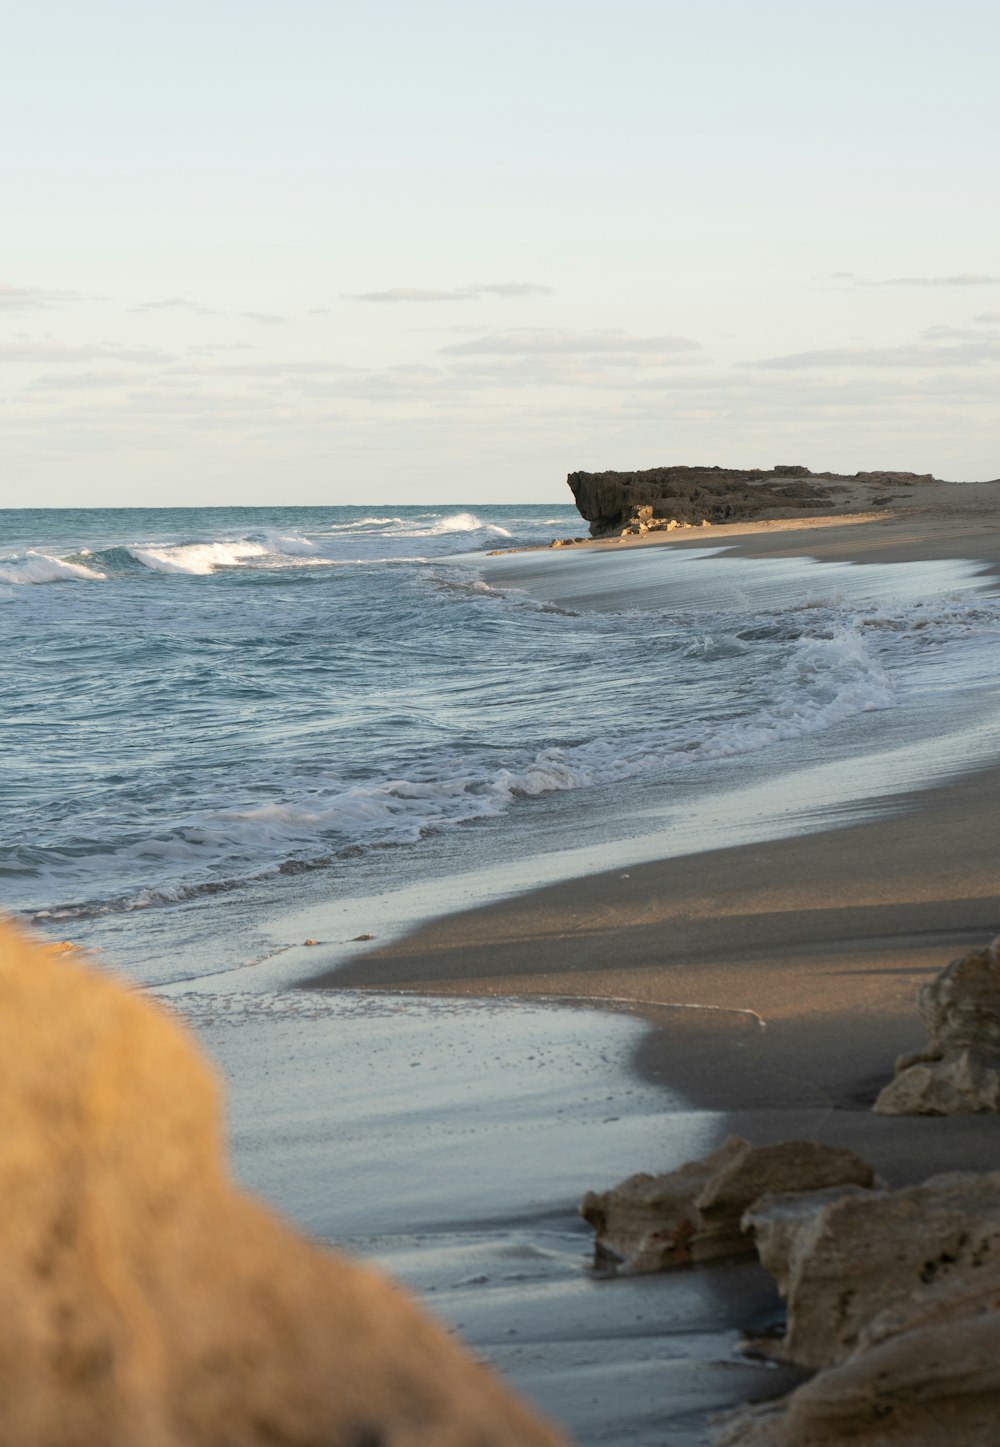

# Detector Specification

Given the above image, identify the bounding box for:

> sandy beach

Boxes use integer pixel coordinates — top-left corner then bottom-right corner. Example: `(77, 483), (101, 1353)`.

(305, 490), (1000, 1442)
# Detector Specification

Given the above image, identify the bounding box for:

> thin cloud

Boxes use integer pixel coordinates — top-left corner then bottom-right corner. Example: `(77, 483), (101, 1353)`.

(442, 329), (701, 357)
(348, 288), (473, 303)
(406, 324), (490, 335)
(829, 271), (1000, 289)
(131, 297), (218, 315)
(749, 340), (1000, 369)
(308, 364), (448, 401)
(0, 342), (173, 365)
(877, 273), (1000, 288)
(169, 360), (352, 378)
(0, 284), (80, 311)
(921, 323), (1000, 342)
(345, 282), (554, 303)
(186, 343), (256, 356)
(29, 371), (144, 391)
(131, 300), (288, 323)
(471, 282), (555, 298)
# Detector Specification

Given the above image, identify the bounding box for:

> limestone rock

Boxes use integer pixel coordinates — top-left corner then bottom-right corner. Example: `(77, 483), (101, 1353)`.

(713, 1311), (1000, 1446)
(735, 1184), (878, 1305)
(874, 937), (1000, 1114)
(0, 919), (566, 1447)
(918, 935), (1000, 1055)
(742, 1170), (1000, 1371)
(566, 464), (939, 536)
(579, 1136), (876, 1274)
(874, 1047), (1000, 1115)
(720, 1171), (1000, 1444)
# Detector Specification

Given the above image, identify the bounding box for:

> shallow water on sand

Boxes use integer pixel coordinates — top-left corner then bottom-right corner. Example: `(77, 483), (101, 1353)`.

(167, 985), (797, 1445)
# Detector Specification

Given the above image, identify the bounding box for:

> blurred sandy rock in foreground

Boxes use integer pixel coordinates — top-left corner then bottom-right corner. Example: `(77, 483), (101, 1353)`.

(0, 919), (566, 1447)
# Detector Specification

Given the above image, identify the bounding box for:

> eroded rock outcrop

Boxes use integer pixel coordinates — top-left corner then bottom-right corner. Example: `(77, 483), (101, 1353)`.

(717, 1171), (1000, 1444)
(875, 936), (1000, 1115)
(567, 464), (935, 536)
(579, 1135), (876, 1273)
(0, 919), (566, 1447)
(714, 1311), (1000, 1446)
(743, 1171), (1000, 1370)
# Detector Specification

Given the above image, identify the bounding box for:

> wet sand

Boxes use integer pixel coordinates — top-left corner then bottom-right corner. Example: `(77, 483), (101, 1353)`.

(308, 760), (1000, 1182)
(305, 499), (1000, 1442)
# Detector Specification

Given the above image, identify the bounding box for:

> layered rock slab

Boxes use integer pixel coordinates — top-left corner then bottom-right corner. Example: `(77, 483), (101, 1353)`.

(743, 1171), (1000, 1370)
(718, 1171), (1000, 1444)
(0, 919), (566, 1447)
(714, 1311), (1000, 1447)
(875, 936), (1000, 1115)
(579, 1135), (876, 1273)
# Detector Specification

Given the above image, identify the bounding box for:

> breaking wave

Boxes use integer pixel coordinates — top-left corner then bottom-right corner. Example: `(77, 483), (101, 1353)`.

(0, 510), (524, 588)
(0, 551), (106, 584)
(16, 622), (898, 922)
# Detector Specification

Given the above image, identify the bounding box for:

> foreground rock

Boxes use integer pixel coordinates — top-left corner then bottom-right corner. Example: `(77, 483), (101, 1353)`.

(714, 1312), (1000, 1446)
(567, 463), (937, 536)
(0, 919), (566, 1447)
(875, 936), (1000, 1114)
(743, 1171), (1000, 1370)
(579, 1135), (876, 1273)
(718, 1170), (1000, 1444)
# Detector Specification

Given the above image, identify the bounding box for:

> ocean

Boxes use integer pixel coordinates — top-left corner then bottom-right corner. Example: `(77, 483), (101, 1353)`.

(3, 502), (999, 986)
(3, 503), (1000, 1442)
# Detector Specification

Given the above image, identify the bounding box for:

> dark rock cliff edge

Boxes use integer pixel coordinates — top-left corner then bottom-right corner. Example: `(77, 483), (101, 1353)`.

(567, 464), (940, 537)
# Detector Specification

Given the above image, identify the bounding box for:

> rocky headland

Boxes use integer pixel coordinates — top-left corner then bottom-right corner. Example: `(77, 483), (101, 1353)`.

(567, 464), (940, 537)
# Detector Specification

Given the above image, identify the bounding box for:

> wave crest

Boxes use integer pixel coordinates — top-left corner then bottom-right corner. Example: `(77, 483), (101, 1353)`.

(0, 552), (106, 585)
(127, 541), (270, 575)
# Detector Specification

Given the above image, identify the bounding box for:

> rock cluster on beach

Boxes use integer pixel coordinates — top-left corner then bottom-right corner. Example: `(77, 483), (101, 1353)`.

(566, 463), (938, 537)
(581, 936), (1000, 1446)
(580, 1136), (877, 1273)
(0, 919), (565, 1447)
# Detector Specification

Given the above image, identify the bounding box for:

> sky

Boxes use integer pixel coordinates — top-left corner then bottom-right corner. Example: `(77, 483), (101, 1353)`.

(3, 0), (999, 506)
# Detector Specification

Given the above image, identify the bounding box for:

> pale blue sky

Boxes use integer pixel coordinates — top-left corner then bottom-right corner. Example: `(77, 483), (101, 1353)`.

(3, 0), (998, 504)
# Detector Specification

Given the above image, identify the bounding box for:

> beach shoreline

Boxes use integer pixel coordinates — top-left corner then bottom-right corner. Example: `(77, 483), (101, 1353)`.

(306, 499), (1000, 1163)
(496, 479), (1000, 577)
(308, 499), (1000, 1077)
(304, 755), (1000, 1174)
(301, 500), (1000, 1440)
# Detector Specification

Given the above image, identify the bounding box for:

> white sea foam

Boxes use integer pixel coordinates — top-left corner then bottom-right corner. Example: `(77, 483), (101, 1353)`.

(326, 516), (408, 530)
(259, 531), (326, 557)
(23, 619), (901, 924)
(0, 551), (106, 584)
(127, 540), (270, 574)
(427, 512), (512, 537)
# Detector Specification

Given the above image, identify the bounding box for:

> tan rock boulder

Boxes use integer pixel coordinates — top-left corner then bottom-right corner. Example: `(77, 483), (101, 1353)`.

(0, 919), (566, 1447)
(743, 1170), (1000, 1371)
(874, 1047), (1000, 1115)
(579, 1136), (876, 1274)
(920, 935), (1000, 1055)
(719, 1171), (1000, 1444)
(874, 937), (1000, 1115)
(713, 1310), (1000, 1446)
